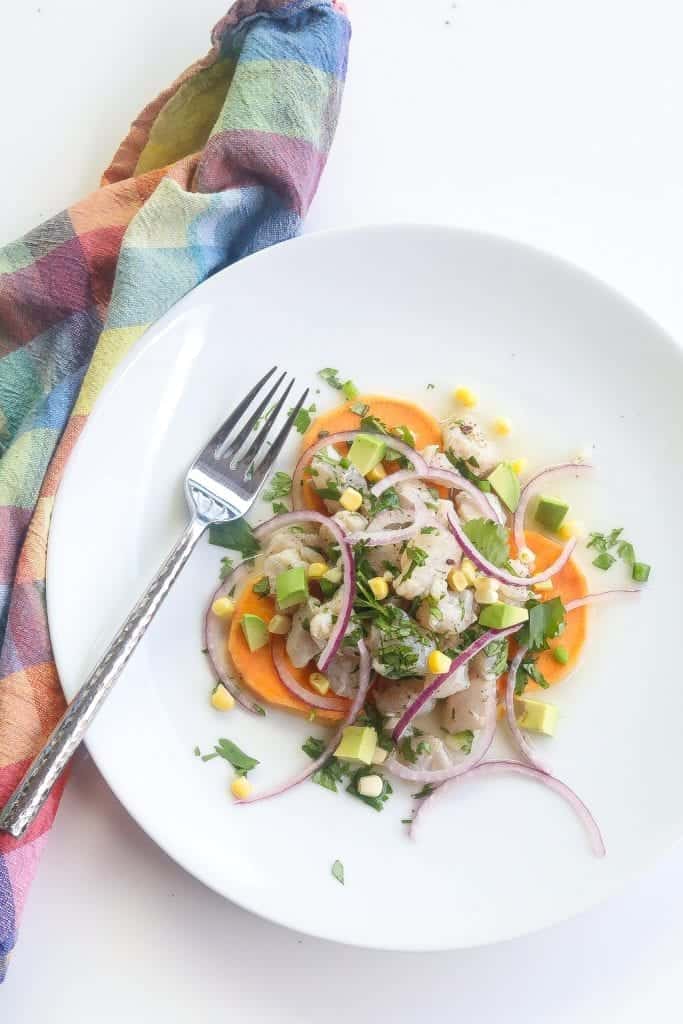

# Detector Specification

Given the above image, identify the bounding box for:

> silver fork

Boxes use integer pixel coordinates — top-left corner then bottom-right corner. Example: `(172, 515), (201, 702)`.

(0, 367), (307, 838)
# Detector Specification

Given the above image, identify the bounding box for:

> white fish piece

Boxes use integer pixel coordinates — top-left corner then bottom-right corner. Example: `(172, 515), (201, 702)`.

(326, 650), (360, 697)
(440, 674), (496, 733)
(442, 417), (500, 476)
(373, 677), (434, 717)
(310, 446), (366, 512)
(416, 588), (477, 636)
(286, 605), (321, 668)
(393, 528), (461, 600)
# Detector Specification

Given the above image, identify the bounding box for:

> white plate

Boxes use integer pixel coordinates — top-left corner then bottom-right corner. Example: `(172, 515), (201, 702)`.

(48, 225), (683, 951)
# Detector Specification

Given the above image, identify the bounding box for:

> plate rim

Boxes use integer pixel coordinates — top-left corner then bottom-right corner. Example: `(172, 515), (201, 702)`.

(46, 221), (683, 951)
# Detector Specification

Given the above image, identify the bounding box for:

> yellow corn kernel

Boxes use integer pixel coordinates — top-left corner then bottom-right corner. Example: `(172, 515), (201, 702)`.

(510, 458), (528, 476)
(493, 416), (512, 437)
(533, 579), (553, 593)
(340, 487), (363, 512)
(368, 576), (389, 600)
(460, 558), (477, 586)
(366, 463), (386, 483)
(307, 561), (328, 580)
(211, 596), (235, 618)
(268, 613), (291, 636)
(474, 578), (499, 604)
(447, 568), (468, 592)
(454, 386), (478, 408)
(557, 520), (584, 541)
(428, 650), (452, 675)
(310, 672), (330, 695)
(211, 683), (235, 712)
(324, 566), (342, 584)
(230, 776), (252, 800)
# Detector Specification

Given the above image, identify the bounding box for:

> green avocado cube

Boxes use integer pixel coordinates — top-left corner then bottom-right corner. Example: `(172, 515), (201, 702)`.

(334, 725), (378, 765)
(514, 696), (558, 736)
(348, 433), (387, 475)
(478, 602), (529, 629)
(487, 462), (521, 513)
(275, 566), (309, 610)
(535, 495), (569, 532)
(241, 613), (269, 652)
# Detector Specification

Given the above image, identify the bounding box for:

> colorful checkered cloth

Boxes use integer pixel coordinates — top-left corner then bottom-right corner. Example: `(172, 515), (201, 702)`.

(0, 0), (349, 979)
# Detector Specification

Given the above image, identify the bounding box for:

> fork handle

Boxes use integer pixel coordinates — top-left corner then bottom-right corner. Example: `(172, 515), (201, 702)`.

(0, 517), (207, 838)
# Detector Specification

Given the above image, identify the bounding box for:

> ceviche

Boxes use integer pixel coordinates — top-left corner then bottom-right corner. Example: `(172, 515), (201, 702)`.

(200, 374), (650, 857)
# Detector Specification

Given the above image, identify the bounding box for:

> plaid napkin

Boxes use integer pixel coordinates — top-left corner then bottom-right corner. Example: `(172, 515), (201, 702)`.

(0, 0), (350, 979)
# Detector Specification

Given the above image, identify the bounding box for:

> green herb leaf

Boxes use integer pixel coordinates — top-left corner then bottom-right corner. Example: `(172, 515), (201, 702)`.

(219, 556), (234, 581)
(515, 655), (550, 694)
(445, 450), (493, 492)
(452, 729), (474, 754)
(587, 528), (623, 553)
(593, 551), (616, 571)
(342, 380), (359, 400)
(211, 738), (259, 776)
(262, 471), (292, 501)
(350, 401), (370, 417)
(331, 859), (344, 885)
(312, 757), (350, 792)
(209, 520), (260, 558)
(518, 597), (565, 653)
(253, 577), (270, 596)
(318, 368), (344, 390)
(462, 518), (510, 567)
(302, 736), (326, 760)
(316, 481), (342, 501)
(420, 526), (439, 535)
(272, 501), (289, 515)
(288, 403), (316, 435)
(193, 746), (201, 757)
(411, 782), (436, 799)
(617, 540), (635, 566)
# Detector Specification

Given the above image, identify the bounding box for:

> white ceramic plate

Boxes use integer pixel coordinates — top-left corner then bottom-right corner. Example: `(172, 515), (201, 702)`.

(48, 225), (683, 951)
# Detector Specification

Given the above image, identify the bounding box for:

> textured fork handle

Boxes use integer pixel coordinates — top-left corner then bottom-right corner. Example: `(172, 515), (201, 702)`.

(0, 517), (207, 838)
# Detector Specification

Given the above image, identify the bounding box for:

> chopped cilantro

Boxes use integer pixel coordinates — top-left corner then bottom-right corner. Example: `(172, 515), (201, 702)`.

(302, 736), (326, 760)
(518, 597), (565, 653)
(272, 501), (289, 515)
(262, 471), (292, 501)
(193, 746), (200, 757)
(401, 545), (428, 581)
(316, 481), (342, 501)
(593, 551), (616, 571)
(318, 368), (344, 390)
(203, 738), (259, 775)
(312, 756), (350, 792)
(350, 401), (370, 417)
(209, 519), (260, 558)
(462, 518), (510, 567)
(331, 859), (344, 885)
(420, 526), (439, 535)
(342, 380), (359, 400)
(426, 383), (435, 390)
(617, 540), (635, 566)
(445, 449), (492, 491)
(288, 403), (316, 434)
(515, 654), (550, 694)
(219, 556), (234, 581)
(587, 527), (623, 552)
(452, 729), (474, 754)
(411, 782), (436, 799)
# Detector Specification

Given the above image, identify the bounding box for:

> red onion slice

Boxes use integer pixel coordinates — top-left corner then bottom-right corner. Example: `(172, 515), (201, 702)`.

(272, 639), (348, 711)
(241, 641), (372, 804)
(392, 623), (523, 741)
(252, 509), (339, 541)
(504, 645), (547, 772)
(513, 461), (593, 551)
(411, 759), (606, 856)
(387, 682), (498, 783)
(204, 562), (265, 715)
(565, 589), (640, 613)
(291, 430), (428, 510)
(372, 468), (504, 524)
(447, 507), (577, 587)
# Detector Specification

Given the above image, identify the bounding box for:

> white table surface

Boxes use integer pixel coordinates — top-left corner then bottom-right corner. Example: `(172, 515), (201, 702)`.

(2, 0), (683, 1019)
